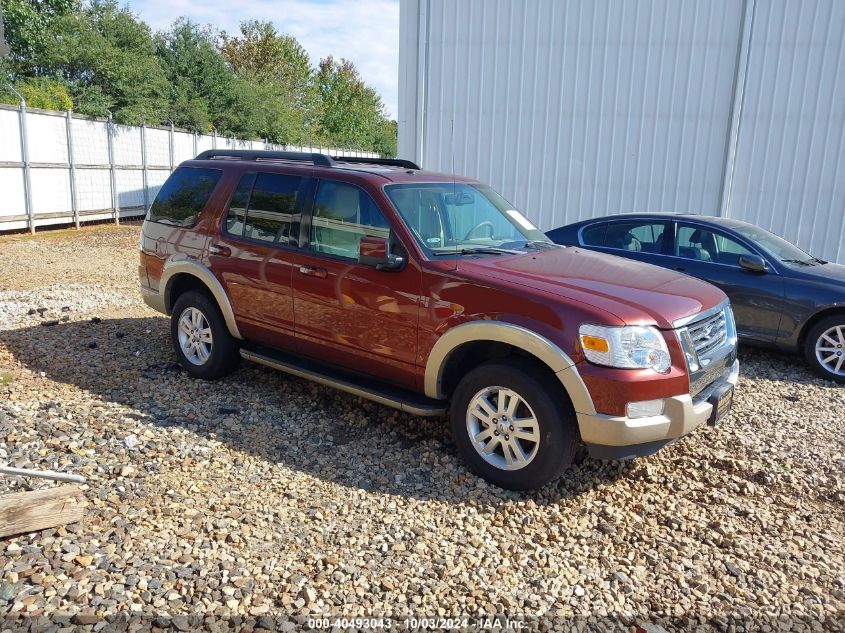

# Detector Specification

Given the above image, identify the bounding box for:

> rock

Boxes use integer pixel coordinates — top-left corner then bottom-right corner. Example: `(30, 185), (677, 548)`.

(0, 228), (843, 628)
(72, 613), (99, 625)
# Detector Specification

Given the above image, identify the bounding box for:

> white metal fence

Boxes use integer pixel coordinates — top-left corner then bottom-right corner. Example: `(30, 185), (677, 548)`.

(0, 103), (380, 232)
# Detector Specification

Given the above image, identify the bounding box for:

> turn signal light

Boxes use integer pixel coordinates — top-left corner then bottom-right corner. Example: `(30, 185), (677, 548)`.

(580, 335), (609, 353)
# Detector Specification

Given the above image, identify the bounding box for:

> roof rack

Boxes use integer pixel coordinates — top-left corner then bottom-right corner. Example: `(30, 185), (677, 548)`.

(193, 150), (423, 171)
(194, 149), (335, 167)
(332, 156), (421, 170)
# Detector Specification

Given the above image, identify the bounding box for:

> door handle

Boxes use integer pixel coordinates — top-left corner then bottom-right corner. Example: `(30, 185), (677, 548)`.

(674, 266), (686, 272)
(299, 265), (327, 279)
(209, 244), (231, 257)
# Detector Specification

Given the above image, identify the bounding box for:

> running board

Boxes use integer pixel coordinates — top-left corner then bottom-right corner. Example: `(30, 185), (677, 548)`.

(240, 347), (447, 417)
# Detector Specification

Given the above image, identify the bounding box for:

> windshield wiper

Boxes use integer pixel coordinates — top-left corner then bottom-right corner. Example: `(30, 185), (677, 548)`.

(432, 247), (519, 256)
(522, 240), (558, 250)
(781, 258), (814, 265)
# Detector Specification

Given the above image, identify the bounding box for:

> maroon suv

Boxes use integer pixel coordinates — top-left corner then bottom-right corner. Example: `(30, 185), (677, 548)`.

(139, 151), (738, 490)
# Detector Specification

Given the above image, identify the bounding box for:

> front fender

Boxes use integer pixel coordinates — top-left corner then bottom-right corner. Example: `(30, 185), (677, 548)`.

(423, 321), (596, 415)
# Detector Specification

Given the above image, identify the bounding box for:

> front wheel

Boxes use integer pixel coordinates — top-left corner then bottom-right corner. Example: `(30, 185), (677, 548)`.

(170, 290), (239, 380)
(804, 315), (845, 384)
(450, 359), (577, 490)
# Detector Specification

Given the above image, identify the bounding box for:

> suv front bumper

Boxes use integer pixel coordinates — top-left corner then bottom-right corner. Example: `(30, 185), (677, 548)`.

(578, 358), (739, 460)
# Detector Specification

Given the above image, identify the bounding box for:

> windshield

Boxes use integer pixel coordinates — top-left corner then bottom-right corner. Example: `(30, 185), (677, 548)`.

(732, 224), (818, 264)
(384, 183), (549, 256)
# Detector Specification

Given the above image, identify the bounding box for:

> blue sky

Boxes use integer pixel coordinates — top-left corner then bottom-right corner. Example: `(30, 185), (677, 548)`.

(126, 0), (401, 118)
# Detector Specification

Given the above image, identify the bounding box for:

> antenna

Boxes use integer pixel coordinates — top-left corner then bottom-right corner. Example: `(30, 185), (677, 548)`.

(451, 118), (458, 261)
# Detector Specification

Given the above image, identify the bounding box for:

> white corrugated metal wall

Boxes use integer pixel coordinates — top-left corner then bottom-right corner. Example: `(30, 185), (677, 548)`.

(399, 0), (845, 263)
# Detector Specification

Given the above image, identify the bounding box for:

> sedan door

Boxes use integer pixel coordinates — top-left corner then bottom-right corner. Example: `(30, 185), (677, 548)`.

(665, 222), (785, 342)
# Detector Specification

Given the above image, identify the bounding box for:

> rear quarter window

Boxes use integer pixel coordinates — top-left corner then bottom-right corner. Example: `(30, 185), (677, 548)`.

(148, 167), (223, 227)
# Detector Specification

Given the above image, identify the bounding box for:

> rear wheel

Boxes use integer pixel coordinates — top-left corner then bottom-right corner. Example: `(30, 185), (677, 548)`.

(171, 290), (239, 380)
(804, 315), (845, 384)
(450, 359), (576, 490)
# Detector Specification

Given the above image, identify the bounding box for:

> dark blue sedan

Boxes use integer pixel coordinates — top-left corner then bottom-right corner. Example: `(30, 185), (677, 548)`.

(547, 213), (845, 383)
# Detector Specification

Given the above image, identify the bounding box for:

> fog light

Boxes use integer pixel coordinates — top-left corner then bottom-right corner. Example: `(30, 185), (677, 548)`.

(627, 399), (665, 419)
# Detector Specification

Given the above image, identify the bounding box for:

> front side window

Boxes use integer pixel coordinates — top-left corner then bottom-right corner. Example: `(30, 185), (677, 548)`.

(224, 172), (302, 244)
(384, 183), (548, 256)
(148, 167), (222, 227)
(676, 225), (752, 265)
(310, 181), (390, 259)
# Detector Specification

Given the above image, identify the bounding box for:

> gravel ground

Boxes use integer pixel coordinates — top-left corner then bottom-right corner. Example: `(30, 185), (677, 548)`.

(0, 226), (843, 632)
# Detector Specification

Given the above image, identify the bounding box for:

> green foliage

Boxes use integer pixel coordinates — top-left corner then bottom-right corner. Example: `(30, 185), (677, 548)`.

(1, 1), (397, 153)
(1, 77), (74, 109)
(1, 0), (78, 73)
(43, 1), (170, 123)
(316, 56), (392, 152)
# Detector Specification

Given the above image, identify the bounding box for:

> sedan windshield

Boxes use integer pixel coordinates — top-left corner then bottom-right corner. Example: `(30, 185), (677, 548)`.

(384, 183), (550, 256)
(732, 225), (819, 264)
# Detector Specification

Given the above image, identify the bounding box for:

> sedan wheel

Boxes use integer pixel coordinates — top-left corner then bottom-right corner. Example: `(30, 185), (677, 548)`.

(814, 325), (845, 377)
(804, 315), (845, 384)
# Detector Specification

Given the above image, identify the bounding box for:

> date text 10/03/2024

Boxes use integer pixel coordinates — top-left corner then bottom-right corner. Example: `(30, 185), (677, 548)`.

(307, 617), (529, 630)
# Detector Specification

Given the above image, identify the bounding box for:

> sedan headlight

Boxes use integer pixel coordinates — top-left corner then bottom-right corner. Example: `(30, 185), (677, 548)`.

(579, 324), (672, 373)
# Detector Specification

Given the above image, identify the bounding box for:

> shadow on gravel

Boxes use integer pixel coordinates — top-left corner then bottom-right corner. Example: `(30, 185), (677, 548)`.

(0, 316), (635, 504)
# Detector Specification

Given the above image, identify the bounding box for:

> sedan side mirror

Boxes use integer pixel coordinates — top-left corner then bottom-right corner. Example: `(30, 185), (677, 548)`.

(358, 236), (405, 271)
(738, 254), (768, 273)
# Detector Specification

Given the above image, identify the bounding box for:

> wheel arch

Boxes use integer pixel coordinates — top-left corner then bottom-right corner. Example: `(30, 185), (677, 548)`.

(424, 321), (596, 415)
(160, 258), (242, 340)
(797, 306), (845, 348)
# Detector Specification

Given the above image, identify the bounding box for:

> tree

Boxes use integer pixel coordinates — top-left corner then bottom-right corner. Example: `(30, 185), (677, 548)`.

(316, 56), (389, 150)
(1, 77), (73, 109)
(156, 19), (240, 133)
(41, 1), (170, 123)
(0, 0), (78, 74)
(219, 20), (313, 143)
(221, 21), (311, 98)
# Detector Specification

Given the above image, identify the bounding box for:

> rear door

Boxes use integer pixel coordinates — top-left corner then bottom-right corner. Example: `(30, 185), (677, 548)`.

(665, 222), (785, 341)
(579, 218), (671, 266)
(291, 178), (421, 389)
(210, 170), (312, 351)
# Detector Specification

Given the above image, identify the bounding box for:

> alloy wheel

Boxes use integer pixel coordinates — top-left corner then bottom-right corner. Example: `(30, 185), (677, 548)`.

(465, 386), (540, 471)
(177, 307), (213, 366)
(815, 325), (845, 377)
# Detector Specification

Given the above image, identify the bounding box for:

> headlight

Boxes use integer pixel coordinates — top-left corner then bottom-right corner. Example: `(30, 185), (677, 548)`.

(579, 324), (672, 373)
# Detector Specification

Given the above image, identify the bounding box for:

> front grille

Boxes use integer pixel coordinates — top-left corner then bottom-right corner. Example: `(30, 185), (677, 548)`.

(686, 310), (728, 357)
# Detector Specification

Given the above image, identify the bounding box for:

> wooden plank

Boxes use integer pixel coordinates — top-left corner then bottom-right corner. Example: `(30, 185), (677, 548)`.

(0, 485), (84, 538)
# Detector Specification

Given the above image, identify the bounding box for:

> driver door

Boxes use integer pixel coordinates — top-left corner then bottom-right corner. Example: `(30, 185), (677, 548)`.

(291, 179), (421, 389)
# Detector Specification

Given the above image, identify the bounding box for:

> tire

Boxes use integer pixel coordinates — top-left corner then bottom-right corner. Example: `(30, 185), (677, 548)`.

(803, 315), (845, 384)
(450, 359), (577, 490)
(170, 290), (239, 380)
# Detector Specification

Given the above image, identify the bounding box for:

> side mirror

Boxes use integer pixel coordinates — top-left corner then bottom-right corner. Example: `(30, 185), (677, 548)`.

(358, 236), (405, 271)
(738, 254), (768, 273)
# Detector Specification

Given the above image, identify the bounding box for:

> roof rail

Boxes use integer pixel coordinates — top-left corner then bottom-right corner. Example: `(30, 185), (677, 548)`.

(332, 156), (421, 170)
(194, 149), (335, 167)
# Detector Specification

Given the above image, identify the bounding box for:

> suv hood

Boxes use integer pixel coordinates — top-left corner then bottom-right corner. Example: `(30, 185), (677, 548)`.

(456, 247), (727, 329)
